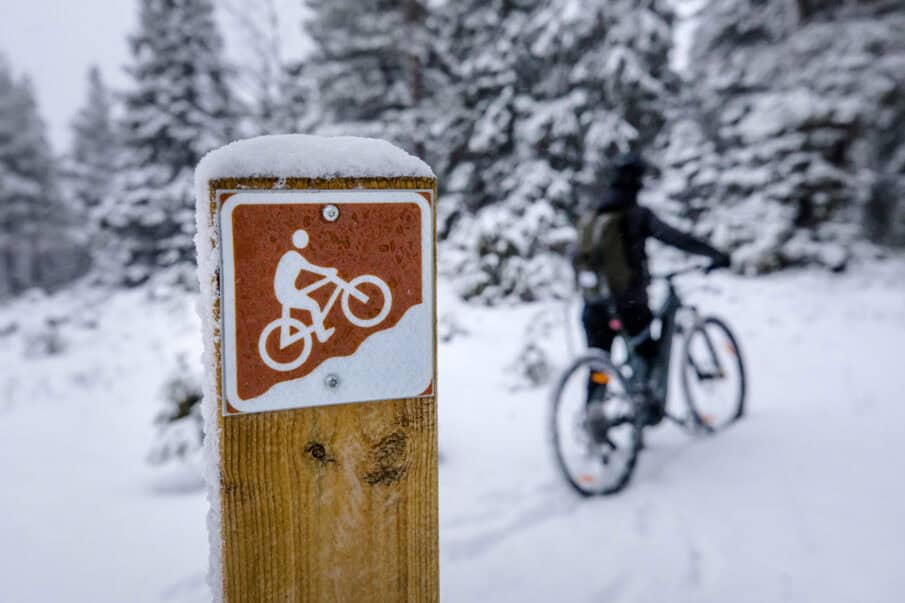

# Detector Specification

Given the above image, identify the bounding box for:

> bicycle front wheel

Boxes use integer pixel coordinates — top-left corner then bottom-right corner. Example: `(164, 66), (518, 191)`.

(550, 350), (643, 496)
(342, 275), (392, 328)
(680, 316), (746, 432)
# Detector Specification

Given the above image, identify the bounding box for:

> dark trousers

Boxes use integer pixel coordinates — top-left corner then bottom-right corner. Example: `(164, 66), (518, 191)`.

(581, 297), (658, 402)
(581, 297), (657, 360)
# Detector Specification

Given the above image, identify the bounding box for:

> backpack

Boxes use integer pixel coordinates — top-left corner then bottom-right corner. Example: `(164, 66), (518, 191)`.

(573, 210), (633, 301)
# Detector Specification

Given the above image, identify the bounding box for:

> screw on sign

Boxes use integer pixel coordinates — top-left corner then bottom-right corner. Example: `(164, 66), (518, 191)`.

(195, 135), (438, 603)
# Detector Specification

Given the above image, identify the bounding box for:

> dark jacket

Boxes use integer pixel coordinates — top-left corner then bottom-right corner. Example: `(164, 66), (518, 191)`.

(594, 187), (725, 306)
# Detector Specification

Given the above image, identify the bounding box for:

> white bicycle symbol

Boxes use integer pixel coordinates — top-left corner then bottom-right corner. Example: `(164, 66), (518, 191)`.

(258, 229), (392, 372)
(259, 272), (392, 372)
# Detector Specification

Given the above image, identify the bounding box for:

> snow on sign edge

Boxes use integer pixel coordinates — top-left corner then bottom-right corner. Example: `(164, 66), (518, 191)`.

(194, 134), (434, 184)
(193, 134), (433, 603)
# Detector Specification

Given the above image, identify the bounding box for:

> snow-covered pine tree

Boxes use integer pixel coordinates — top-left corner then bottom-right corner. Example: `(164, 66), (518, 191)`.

(222, 0), (313, 136)
(304, 0), (441, 157)
(0, 58), (89, 299)
(440, 0), (676, 302)
(432, 0), (539, 223)
(277, 58), (316, 135)
(661, 0), (905, 272)
(102, 0), (240, 285)
(65, 66), (117, 248)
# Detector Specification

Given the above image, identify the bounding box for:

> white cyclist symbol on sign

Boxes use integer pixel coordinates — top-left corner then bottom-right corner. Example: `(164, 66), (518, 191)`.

(258, 229), (393, 372)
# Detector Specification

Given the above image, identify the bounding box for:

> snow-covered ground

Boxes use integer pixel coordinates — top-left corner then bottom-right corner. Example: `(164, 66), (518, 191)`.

(1, 262), (904, 602)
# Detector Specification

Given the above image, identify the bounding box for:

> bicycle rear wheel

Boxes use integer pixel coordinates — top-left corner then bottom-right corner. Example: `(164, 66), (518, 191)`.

(258, 317), (312, 372)
(550, 350), (643, 496)
(680, 316), (746, 432)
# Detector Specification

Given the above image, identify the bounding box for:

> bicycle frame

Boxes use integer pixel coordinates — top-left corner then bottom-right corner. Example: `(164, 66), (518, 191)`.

(300, 271), (368, 303)
(617, 274), (699, 404)
(279, 273), (365, 344)
(617, 270), (734, 410)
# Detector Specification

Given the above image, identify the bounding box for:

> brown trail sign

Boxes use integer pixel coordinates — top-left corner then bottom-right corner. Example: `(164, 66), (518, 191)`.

(195, 135), (438, 602)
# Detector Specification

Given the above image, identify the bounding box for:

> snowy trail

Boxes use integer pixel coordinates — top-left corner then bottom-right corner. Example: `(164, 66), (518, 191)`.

(1, 265), (903, 602)
(438, 266), (905, 602)
(0, 291), (209, 603)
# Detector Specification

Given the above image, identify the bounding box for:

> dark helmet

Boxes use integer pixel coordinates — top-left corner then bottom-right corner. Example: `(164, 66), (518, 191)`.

(610, 153), (648, 190)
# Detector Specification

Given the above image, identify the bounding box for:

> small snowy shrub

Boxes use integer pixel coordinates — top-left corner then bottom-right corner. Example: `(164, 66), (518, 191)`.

(148, 355), (203, 465)
(505, 308), (560, 390)
(20, 294), (69, 357)
(22, 322), (67, 358)
(506, 342), (552, 390)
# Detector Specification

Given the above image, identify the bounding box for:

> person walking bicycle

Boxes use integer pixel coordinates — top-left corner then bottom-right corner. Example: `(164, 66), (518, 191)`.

(573, 153), (731, 423)
(552, 153), (745, 496)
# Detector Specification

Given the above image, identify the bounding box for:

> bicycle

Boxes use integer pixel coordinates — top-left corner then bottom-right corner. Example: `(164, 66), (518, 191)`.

(550, 265), (746, 496)
(258, 271), (392, 372)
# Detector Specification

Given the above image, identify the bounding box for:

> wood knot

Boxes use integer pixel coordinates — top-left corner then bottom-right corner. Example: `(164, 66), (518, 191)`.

(362, 431), (408, 486)
(304, 441), (335, 465)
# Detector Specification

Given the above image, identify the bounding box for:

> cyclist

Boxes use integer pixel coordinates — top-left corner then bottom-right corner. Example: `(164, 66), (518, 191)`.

(573, 153), (731, 423)
(274, 229), (338, 344)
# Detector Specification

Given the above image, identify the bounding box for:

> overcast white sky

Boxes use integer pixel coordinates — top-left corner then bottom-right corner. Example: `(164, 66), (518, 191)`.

(1, 0), (134, 151)
(0, 0), (308, 153)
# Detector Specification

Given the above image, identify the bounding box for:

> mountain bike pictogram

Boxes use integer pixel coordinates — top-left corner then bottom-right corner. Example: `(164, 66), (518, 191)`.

(258, 229), (392, 372)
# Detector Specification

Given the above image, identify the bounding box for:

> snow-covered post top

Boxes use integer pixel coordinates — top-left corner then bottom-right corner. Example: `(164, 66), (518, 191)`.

(195, 134), (438, 602)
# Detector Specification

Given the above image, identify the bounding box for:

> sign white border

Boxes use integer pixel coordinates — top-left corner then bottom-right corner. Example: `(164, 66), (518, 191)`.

(217, 189), (435, 415)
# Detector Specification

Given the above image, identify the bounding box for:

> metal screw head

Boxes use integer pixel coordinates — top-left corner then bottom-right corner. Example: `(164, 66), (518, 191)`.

(325, 374), (340, 389)
(322, 204), (340, 222)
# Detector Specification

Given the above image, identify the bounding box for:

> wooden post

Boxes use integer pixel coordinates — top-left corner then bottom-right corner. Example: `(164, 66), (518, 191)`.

(195, 136), (438, 602)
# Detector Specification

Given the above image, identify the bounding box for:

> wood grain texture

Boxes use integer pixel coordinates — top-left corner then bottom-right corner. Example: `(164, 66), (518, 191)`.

(209, 177), (438, 602)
